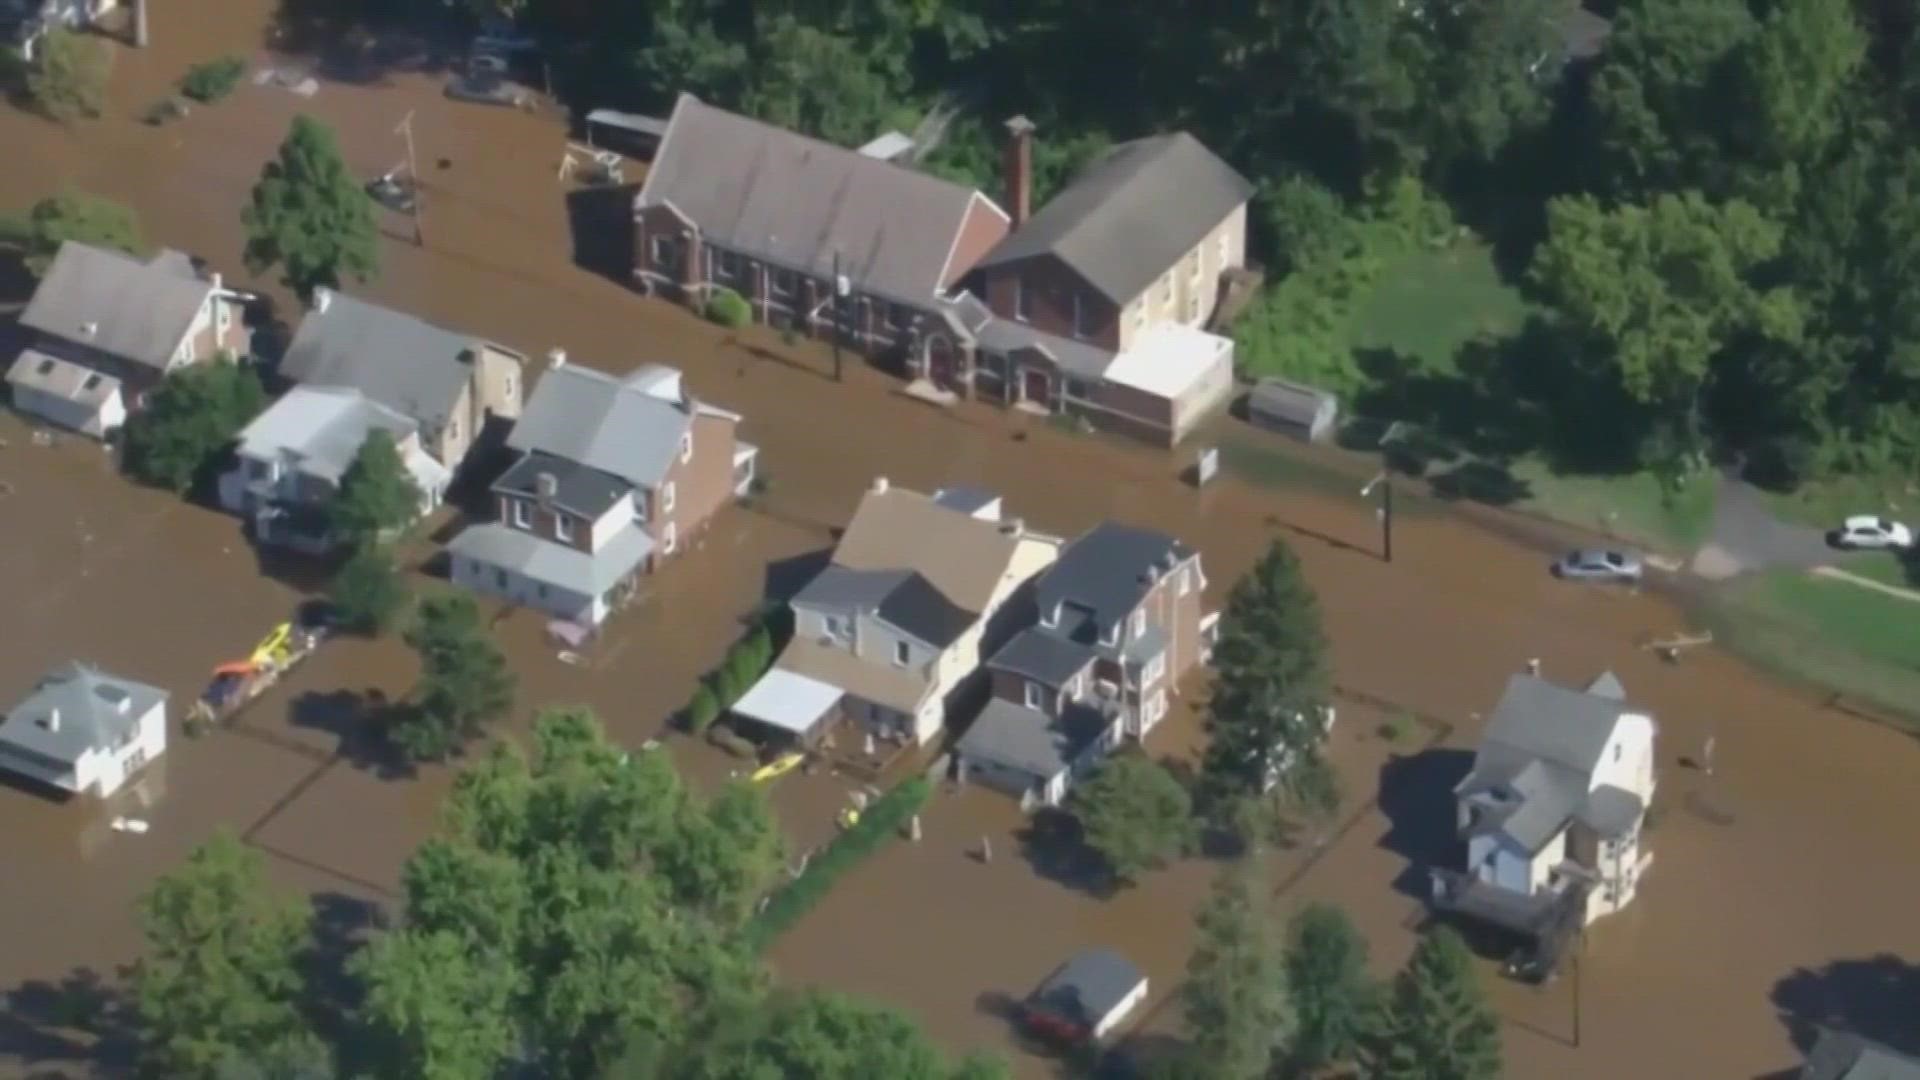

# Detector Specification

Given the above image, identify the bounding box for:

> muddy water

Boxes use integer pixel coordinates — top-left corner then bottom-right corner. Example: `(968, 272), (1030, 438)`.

(2, 5), (1918, 1077)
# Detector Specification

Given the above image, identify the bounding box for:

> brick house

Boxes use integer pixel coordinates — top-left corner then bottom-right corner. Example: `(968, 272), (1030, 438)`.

(5, 242), (251, 438)
(446, 355), (757, 629)
(631, 93), (1010, 364)
(957, 522), (1219, 808)
(927, 121), (1255, 446)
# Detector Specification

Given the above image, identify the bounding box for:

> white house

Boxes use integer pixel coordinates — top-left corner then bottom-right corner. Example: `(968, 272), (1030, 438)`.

(0, 662), (167, 799)
(1445, 670), (1657, 930)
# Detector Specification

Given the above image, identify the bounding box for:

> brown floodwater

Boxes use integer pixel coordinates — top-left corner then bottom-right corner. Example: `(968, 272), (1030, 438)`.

(3, 5), (1918, 1077)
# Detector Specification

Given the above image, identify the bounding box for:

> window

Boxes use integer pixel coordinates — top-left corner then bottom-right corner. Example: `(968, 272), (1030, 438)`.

(1129, 300), (1144, 332)
(1101, 624), (1118, 647)
(716, 249), (739, 279)
(495, 569), (509, 589)
(1072, 293), (1091, 338)
(1144, 652), (1166, 685)
(504, 373), (517, 401)
(536, 584), (547, 600)
(1012, 276), (1029, 321)
(662, 481), (676, 514)
(1024, 681), (1043, 708)
(177, 337), (196, 363)
(650, 235), (675, 268)
(1160, 273), (1173, 304)
(217, 302), (231, 334)
(1188, 250), (1202, 284)
(512, 499), (530, 528)
(1131, 609), (1147, 640)
(893, 641), (911, 667)
(1217, 233), (1230, 266)
(1066, 378), (1091, 400)
(770, 268), (796, 298)
(825, 615), (846, 640)
(1070, 672), (1084, 698)
(663, 520), (678, 554)
(679, 432), (693, 464)
(448, 417), (461, 445)
(1178, 566), (1191, 596)
(555, 514), (574, 542)
(1614, 743), (1622, 762)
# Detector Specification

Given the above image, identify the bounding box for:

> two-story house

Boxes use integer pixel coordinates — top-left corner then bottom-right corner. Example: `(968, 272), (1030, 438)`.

(730, 481), (1058, 749)
(0, 661), (166, 800)
(446, 356), (756, 629)
(276, 288), (525, 475)
(633, 93), (1010, 361)
(5, 242), (252, 439)
(956, 523), (1216, 807)
(1432, 669), (1658, 952)
(220, 385), (450, 553)
(920, 120), (1253, 446)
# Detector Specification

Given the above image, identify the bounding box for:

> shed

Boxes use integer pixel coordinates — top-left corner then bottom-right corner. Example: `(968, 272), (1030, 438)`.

(729, 668), (844, 746)
(1020, 948), (1148, 1044)
(1247, 377), (1338, 443)
(585, 109), (668, 157)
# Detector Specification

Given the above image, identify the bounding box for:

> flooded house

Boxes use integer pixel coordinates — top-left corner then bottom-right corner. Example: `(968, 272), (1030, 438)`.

(1431, 669), (1657, 973)
(220, 385), (451, 554)
(729, 481), (1057, 749)
(957, 522), (1218, 808)
(446, 354), (756, 630)
(0, 662), (167, 799)
(275, 288), (525, 475)
(5, 241), (251, 439)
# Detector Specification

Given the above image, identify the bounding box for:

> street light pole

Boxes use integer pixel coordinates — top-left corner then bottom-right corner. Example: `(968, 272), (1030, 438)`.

(1361, 471), (1395, 564)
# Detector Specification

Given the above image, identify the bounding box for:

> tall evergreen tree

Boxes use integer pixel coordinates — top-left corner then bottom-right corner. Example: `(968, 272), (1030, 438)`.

(1198, 538), (1332, 817)
(242, 116), (380, 298)
(1182, 857), (1287, 1079)
(329, 430), (424, 551)
(1283, 903), (1377, 1074)
(394, 593), (515, 761)
(1367, 925), (1503, 1080)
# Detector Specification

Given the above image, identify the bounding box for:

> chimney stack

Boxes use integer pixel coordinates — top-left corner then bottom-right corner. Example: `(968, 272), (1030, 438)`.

(1001, 517), (1025, 537)
(548, 348), (568, 371)
(43, 708), (60, 733)
(872, 476), (890, 494)
(211, 272), (223, 294)
(313, 286), (333, 314)
(1003, 116), (1036, 229)
(536, 472), (558, 502)
(80, 322), (98, 339)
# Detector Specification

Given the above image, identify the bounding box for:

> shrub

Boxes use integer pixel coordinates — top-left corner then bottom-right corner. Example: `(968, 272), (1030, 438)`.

(686, 683), (720, 733)
(744, 777), (932, 951)
(27, 28), (106, 123)
(179, 55), (246, 103)
(704, 287), (751, 329)
(744, 625), (772, 672)
(709, 666), (742, 709)
(1377, 713), (1411, 743)
(705, 722), (756, 759)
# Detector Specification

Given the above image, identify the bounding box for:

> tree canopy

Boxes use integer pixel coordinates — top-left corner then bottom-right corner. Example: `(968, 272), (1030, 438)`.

(1181, 857), (1288, 1079)
(1283, 902), (1378, 1074)
(1069, 751), (1195, 884)
(394, 593), (515, 761)
(1366, 925), (1503, 1080)
(242, 116), (380, 298)
(5, 190), (143, 277)
(27, 27), (108, 123)
(122, 360), (267, 494)
(329, 430), (424, 551)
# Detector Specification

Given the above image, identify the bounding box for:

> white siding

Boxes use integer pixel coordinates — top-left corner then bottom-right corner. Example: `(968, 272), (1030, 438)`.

(8, 383), (124, 439)
(589, 492), (638, 549)
(452, 555), (604, 626)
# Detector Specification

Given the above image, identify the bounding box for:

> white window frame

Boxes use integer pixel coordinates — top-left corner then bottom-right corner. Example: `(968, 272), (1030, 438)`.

(1024, 680), (1043, 708)
(650, 235), (674, 268)
(555, 514), (574, 543)
(1217, 232), (1230, 266)
(448, 416), (461, 445)
(663, 520), (678, 554)
(512, 499), (530, 529)
(1160, 273), (1173, 305)
(770, 267), (796, 298)
(662, 481), (676, 514)
(217, 300), (231, 334)
(1144, 651), (1166, 685)
(1129, 299), (1144, 332)
(825, 614), (847, 640)
(1066, 377), (1091, 400)
(893, 640), (910, 667)
(1101, 624), (1118, 647)
(1013, 276), (1030, 322)
(716, 249), (739, 279)
(504, 373), (517, 401)
(1042, 604), (1059, 628)
(1131, 608), (1147, 640)
(679, 432), (693, 463)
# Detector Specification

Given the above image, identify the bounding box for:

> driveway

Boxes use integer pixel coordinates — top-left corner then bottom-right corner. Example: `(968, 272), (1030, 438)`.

(1690, 471), (1835, 580)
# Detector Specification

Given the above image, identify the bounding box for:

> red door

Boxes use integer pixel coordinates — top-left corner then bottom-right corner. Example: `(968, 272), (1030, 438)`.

(1023, 369), (1051, 408)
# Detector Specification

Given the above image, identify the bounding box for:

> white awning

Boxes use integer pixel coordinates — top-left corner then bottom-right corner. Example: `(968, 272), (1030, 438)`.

(1102, 322), (1233, 401)
(730, 668), (844, 737)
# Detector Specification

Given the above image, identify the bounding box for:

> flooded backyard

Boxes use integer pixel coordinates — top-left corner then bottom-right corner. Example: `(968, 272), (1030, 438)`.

(2, 3), (1919, 1076)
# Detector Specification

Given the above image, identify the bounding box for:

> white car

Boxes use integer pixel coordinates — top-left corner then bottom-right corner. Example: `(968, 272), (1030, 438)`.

(1833, 516), (1913, 550)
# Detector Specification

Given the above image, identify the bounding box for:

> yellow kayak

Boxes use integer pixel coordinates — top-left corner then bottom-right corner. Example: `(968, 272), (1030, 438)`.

(751, 752), (804, 785)
(249, 623), (294, 668)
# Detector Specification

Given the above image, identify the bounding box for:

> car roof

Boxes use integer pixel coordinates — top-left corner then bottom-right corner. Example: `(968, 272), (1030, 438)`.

(1845, 515), (1892, 528)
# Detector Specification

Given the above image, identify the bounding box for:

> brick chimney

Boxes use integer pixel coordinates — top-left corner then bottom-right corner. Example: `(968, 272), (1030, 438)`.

(1003, 116), (1036, 229)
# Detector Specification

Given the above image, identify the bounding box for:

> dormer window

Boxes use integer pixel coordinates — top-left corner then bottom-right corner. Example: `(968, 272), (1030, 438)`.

(894, 640), (910, 667)
(512, 499), (530, 529)
(555, 514), (574, 542)
(1024, 680), (1043, 708)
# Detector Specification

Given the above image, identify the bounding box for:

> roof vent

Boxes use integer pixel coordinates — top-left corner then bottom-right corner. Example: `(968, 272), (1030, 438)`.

(80, 321), (98, 339)
(1001, 517), (1024, 537)
(312, 287), (333, 314)
(547, 348), (568, 370)
(40, 708), (59, 733)
(871, 476), (889, 494)
(536, 472), (558, 500)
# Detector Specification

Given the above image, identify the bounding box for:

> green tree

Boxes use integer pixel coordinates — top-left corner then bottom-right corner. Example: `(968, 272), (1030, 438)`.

(329, 544), (411, 635)
(662, 991), (990, 1079)
(242, 116), (380, 298)
(330, 430), (423, 550)
(657, 780), (786, 926)
(1417, 0), (1558, 170)
(395, 593), (515, 761)
(7, 189), (142, 277)
(27, 27), (107, 122)
(1529, 191), (1803, 467)
(132, 832), (316, 1080)
(352, 929), (521, 1080)
(1181, 858), (1287, 1079)
(1198, 538), (1333, 817)
(209, 1032), (335, 1080)
(1367, 925), (1502, 1080)
(1283, 903), (1377, 1074)
(1070, 752), (1194, 884)
(122, 360), (267, 494)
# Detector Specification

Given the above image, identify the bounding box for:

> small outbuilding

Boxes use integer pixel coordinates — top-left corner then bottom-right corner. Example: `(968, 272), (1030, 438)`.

(1019, 948), (1148, 1046)
(1247, 376), (1338, 443)
(728, 667), (845, 747)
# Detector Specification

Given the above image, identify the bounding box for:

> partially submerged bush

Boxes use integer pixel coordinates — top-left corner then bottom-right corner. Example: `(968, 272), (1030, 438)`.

(705, 287), (751, 329)
(180, 55), (246, 103)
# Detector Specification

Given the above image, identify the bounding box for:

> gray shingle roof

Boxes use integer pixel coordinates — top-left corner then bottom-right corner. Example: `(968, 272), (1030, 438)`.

(20, 242), (214, 371)
(990, 628), (1096, 688)
(507, 363), (692, 489)
(975, 132), (1253, 304)
(1037, 523), (1190, 642)
(957, 699), (1110, 781)
(0, 662), (167, 767)
(1480, 674), (1625, 775)
(793, 565), (911, 613)
(6, 348), (120, 407)
(1802, 1029), (1920, 1080)
(448, 520), (653, 596)
(1030, 948), (1146, 1028)
(279, 291), (485, 432)
(237, 385), (420, 483)
(493, 451), (629, 521)
(638, 93), (1002, 304)
(1458, 673), (1644, 854)
(877, 572), (976, 648)
(971, 315), (1115, 380)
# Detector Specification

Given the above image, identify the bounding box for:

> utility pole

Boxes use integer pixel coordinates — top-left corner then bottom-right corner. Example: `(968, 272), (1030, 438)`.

(1361, 471), (1395, 564)
(134, 0), (149, 48)
(831, 249), (844, 382)
(396, 111), (423, 247)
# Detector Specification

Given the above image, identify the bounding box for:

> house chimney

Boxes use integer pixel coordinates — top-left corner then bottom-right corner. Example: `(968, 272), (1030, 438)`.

(211, 272), (223, 293)
(548, 348), (568, 371)
(1003, 116), (1035, 229)
(1001, 517), (1025, 537)
(80, 321), (98, 339)
(43, 708), (59, 733)
(313, 286), (333, 314)
(871, 476), (889, 494)
(536, 472), (558, 501)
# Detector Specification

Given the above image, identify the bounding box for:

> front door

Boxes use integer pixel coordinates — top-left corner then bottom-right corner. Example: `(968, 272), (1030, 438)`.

(929, 338), (955, 388)
(1022, 369), (1051, 409)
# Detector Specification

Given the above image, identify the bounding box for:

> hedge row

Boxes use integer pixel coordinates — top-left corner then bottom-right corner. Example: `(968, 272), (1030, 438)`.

(743, 777), (932, 952)
(685, 606), (792, 733)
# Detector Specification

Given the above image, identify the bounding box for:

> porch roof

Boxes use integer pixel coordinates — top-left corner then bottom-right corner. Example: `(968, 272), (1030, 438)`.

(731, 668), (844, 738)
(1102, 321), (1232, 401)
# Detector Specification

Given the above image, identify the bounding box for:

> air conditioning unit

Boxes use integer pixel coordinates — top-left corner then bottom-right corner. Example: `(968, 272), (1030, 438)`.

(1094, 679), (1120, 699)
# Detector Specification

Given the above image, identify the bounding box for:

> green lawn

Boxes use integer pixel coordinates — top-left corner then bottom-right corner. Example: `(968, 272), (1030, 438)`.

(1349, 244), (1529, 370)
(1507, 458), (1718, 555)
(1761, 473), (1914, 531)
(1836, 551), (1914, 589)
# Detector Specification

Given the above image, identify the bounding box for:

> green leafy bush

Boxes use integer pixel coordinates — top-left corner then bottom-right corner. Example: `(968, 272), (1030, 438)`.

(744, 778), (932, 951)
(705, 287), (751, 329)
(179, 55), (246, 103)
(686, 683), (720, 733)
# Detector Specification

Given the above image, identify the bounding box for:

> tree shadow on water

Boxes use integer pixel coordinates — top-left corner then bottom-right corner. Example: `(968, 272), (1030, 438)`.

(1015, 807), (1120, 900)
(302, 891), (387, 1046)
(1375, 748), (1473, 901)
(288, 689), (417, 780)
(0, 965), (139, 1077)
(1772, 953), (1920, 1058)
